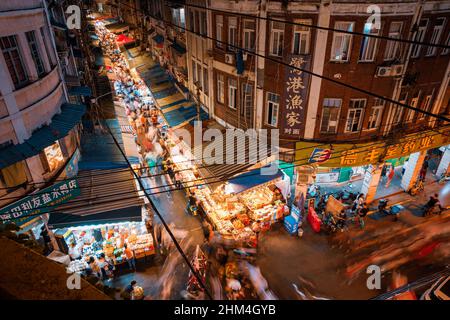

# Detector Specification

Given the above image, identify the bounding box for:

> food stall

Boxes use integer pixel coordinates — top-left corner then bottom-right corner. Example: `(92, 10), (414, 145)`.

(53, 221), (155, 272)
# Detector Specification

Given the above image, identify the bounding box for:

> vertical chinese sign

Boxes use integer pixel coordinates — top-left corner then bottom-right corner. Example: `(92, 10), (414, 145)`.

(282, 55), (311, 137)
(0, 179), (81, 225)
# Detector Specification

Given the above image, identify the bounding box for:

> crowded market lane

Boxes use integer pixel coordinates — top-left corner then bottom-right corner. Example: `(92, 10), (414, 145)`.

(90, 17), (449, 301)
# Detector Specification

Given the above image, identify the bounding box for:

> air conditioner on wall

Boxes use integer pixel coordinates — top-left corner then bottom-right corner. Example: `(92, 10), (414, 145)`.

(391, 64), (404, 76)
(376, 66), (392, 77)
(242, 53), (248, 61)
(225, 53), (234, 65)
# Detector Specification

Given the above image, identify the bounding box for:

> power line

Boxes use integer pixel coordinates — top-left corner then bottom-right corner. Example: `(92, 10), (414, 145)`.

(3, 126), (448, 218)
(175, 1), (450, 50)
(115, 1), (450, 123)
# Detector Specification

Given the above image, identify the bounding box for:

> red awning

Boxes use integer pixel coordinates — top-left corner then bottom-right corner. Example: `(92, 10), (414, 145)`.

(116, 34), (134, 46)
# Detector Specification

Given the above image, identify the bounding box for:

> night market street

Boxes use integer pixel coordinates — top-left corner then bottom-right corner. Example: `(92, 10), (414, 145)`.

(0, 0), (449, 304)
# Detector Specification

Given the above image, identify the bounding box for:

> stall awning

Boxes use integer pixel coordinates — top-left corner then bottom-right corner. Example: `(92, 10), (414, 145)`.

(170, 42), (186, 54)
(106, 22), (130, 34)
(68, 86), (92, 97)
(47, 207), (142, 229)
(0, 103), (86, 170)
(152, 34), (164, 44)
(78, 119), (139, 170)
(226, 167), (284, 194)
(46, 167), (144, 228)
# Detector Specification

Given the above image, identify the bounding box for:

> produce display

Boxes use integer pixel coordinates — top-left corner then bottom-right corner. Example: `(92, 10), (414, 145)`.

(67, 259), (88, 273)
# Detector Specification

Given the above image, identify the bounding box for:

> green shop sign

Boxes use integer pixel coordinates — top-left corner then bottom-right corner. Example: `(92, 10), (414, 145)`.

(0, 179), (81, 223)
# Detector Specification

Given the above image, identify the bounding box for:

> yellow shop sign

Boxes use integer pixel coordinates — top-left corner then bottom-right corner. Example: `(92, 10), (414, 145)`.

(295, 128), (450, 168)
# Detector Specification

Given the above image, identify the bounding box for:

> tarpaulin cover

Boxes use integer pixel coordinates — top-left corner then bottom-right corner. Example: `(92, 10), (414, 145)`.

(226, 167), (284, 194)
(116, 34), (134, 46)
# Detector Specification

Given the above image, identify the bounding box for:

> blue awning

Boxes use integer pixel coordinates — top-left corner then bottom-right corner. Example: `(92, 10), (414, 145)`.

(170, 42), (186, 54)
(0, 103), (86, 170)
(47, 206), (142, 229)
(78, 119), (133, 170)
(226, 167), (284, 194)
(68, 86), (92, 97)
(152, 34), (164, 44)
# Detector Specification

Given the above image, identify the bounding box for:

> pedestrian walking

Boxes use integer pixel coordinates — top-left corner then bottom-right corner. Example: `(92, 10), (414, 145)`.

(385, 166), (395, 188)
(124, 244), (136, 271)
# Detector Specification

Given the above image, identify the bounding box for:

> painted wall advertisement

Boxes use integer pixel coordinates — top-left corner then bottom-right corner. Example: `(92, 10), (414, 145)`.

(282, 55), (311, 137)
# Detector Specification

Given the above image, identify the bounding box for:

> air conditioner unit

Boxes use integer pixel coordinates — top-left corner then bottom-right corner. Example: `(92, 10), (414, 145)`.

(242, 53), (248, 61)
(391, 64), (404, 76)
(225, 53), (234, 65)
(376, 66), (392, 77)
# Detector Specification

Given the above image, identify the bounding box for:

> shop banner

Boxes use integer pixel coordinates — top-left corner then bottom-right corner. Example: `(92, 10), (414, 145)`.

(325, 195), (346, 216)
(282, 55), (311, 137)
(0, 179), (81, 223)
(295, 128), (450, 168)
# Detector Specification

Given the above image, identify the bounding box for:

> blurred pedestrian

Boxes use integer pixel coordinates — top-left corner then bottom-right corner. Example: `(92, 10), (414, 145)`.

(385, 166), (395, 188)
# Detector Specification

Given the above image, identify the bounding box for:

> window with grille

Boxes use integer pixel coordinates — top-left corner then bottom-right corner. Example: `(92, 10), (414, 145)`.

(384, 22), (403, 61)
(228, 78), (237, 109)
(241, 83), (253, 119)
(331, 22), (354, 61)
(266, 92), (280, 126)
(345, 99), (366, 132)
(269, 21), (284, 57)
(0, 35), (28, 88)
(426, 18), (445, 56)
(292, 20), (311, 55)
(228, 17), (237, 51)
(359, 23), (379, 62)
(320, 98), (341, 133)
(216, 15), (223, 48)
(243, 20), (256, 52)
(26, 31), (45, 76)
(367, 98), (385, 129)
(217, 73), (224, 103)
(411, 19), (428, 58)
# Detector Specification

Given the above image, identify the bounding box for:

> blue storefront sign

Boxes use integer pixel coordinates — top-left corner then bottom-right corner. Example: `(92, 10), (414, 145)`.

(64, 148), (81, 178)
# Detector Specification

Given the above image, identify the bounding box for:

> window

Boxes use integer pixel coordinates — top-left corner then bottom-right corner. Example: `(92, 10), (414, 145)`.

(197, 62), (202, 88)
(228, 78), (237, 109)
(40, 27), (55, 67)
(320, 98), (342, 133)
(189, 10), (195, 32)
(172, 8), (186, 29)
(241, 83), (253, 118)
(392, 92), (407, 125)
(192, 60), (197, 82)
(331, 22), (354, 62)
(345, 99), (365, 132)
(228, 17), (237, 51)
(292, 20), (311, 55)
(216, 15), (223, 48)
(420, 94), (433, 119)
(0, 35), (28, 88)
(266, 92), (280, 126)
(269, 21), (284, 57)
(442, 33), (450, 55)
(203, 67), (208, 95)
(367, 98), (384, 129)
(411, 19), (428, 58)
(26, 31), (45, 76)
(427, 18), (446, 56)
(384, 22), (403, 61)
(406, 93), (420, 122)
(359, 23), (379, 61)
(243, 20), (256, 52)
(200, 11), (207, 36)
(217, 73), (225, 103)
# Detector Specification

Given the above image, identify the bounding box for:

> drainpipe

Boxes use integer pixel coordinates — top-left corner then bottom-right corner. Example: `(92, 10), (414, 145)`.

(254, 0), (267, 130)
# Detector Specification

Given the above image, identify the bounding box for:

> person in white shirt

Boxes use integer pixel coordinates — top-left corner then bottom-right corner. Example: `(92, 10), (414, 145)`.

(68, 242), (81, 260)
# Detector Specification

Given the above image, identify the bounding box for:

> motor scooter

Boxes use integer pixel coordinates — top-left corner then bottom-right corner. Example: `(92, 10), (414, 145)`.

(378, 199), (404, 221)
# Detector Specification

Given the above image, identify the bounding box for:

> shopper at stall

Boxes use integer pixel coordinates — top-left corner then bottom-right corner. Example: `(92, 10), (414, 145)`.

(131, 281), (145, 300)
(68, 242), (81, 260)
(124, 244), (136, 271)
(88, 256), (102, 279)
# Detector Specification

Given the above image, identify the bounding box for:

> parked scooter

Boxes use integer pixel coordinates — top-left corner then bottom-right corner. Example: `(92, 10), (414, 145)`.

(378, 199), (404, 221)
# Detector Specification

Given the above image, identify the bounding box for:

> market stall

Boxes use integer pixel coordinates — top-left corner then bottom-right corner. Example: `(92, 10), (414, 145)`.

(54, 221), (155, 273)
